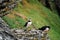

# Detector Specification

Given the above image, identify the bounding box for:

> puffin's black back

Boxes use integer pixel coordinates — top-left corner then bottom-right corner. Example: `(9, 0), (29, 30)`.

(24, 22), (28, 27)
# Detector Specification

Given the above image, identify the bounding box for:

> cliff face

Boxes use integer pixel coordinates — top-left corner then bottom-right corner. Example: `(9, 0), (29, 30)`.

(55, 0), (60, 15)
(0, 0), (17, 17)
(38, 0), (60, 16)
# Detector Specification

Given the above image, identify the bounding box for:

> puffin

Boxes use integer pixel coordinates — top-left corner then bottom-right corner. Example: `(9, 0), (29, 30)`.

(38, 26), (50, 32)
(38, 26), (50, 39)
(24, 18), (32, 28)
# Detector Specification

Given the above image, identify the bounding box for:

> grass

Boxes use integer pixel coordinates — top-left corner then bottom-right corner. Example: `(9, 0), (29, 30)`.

(2, 0), (60, 40)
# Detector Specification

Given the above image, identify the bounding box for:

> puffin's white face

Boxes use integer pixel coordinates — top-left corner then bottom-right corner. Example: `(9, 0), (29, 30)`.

(44, 28), (49, 32)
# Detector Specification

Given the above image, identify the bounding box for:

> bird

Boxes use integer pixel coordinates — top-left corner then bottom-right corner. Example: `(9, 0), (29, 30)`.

(38, 26), (50, 40)
(24, 18), (32, 28)
(38, 26), (50, 32)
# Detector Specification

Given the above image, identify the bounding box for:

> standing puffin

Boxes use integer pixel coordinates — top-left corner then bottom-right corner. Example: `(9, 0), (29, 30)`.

(24, 18), (32, 28)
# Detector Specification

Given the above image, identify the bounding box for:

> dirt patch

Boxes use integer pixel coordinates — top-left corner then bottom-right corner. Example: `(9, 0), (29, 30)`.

(12, 11), (27, 20)
(6, 13), (15, 19)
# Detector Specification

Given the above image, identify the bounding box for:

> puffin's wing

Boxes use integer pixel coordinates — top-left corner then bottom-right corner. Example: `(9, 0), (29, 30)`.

(24, 22), (28, 27)
(38, 27), (46, 31)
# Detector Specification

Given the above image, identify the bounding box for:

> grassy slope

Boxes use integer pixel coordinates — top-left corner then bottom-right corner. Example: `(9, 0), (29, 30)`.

(2, 0), (60, 40)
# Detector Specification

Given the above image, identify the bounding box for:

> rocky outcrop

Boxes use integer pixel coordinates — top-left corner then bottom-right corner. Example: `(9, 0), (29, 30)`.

(0, 0), (17, 17)
(0, 17), (50, 40)
(0, 17), (17, 40)
(12, 29), (50, 40)
(0, 31), (17, 40)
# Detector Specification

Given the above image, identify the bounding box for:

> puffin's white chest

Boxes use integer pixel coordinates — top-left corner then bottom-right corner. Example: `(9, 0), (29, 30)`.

(27, 22), (32, 27)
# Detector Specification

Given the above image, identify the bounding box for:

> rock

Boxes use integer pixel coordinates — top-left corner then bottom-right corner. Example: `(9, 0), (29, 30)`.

(0, 31), (17, 40)
(0, 17), (50, 40)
